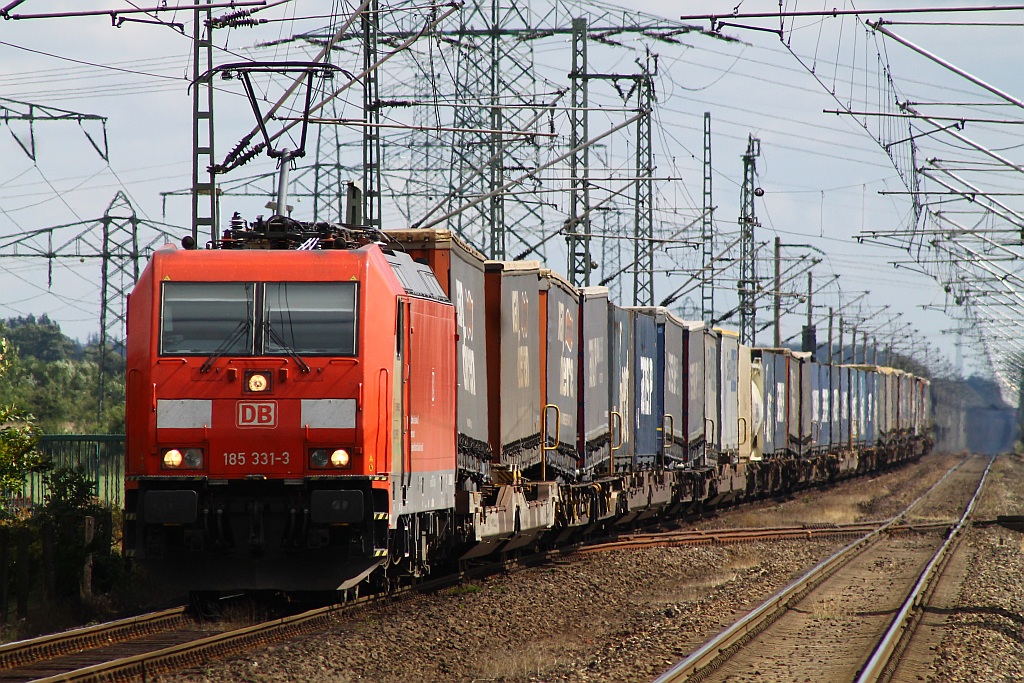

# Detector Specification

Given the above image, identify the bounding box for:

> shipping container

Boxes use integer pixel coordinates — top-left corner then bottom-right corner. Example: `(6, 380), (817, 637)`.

(717, 329), (741, 461)
(579, 287), (610, 475)
(644, 308), (687, 465)
(788, 350), (802, 455)
(849, 367), (865, 446)
(847, 365), (879, 446)
(738, 343), (754, 461)
(538, 269), (580, 478)
(484, 260), (541, 472)
(703, 327), (722, 466)
(753, 348), (789, 458)
(838, 365), (851, 448)
(682, 320), (706, 463)
(830, 364), (841, 450)
(386, 229), (491, 481)
(632, 308), (659, 468)
(865, 369), (877, 445)
(608, 303), (634, 472)
(812, 362), (831, 453)
(793, 352), (813, 456)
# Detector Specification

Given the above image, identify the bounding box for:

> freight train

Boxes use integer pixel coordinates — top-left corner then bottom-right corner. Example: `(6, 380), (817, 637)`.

(123, 217), (932, 592)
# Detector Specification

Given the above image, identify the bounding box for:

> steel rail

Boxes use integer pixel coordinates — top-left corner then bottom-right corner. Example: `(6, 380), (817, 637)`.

(0, 606), (189, 670)
(856, 455), (995, 682)
(580, 522), (952, 553)
(652, 456), (972, 683)
(17, 545), (547, 682)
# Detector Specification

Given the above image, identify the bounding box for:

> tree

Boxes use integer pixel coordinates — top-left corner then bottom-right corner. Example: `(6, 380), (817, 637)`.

(0, 319), (125, 434)
(0, 337), (45, 518)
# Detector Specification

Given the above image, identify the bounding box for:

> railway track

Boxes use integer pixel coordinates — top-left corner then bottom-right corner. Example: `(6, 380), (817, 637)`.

(2, 457), (985, 683)
(653, 455), (993, 683)
(0, 600), (357, 683)
(580, 521), (952, 553)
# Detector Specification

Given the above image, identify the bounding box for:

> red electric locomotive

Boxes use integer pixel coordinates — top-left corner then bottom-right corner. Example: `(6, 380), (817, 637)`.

(124, 218), (458, 592)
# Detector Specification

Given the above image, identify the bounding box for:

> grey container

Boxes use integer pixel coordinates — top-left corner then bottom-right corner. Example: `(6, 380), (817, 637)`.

(703, 327), (722, 466)
(812, 362), (831, 452)
(718, 331), (740, 461)
(608, 303), (634, 472)
(385, 229), (491, 479)
(682, 321), (706, 463)
(755, 349), (789, 458)
(838, 365), (851, 448)
(830, 364), (842, 450)
(484, 260), (542, 472)
(793, 352), (813, 456)
(579, 287), (610, 476)
(540, 269), (581, 478)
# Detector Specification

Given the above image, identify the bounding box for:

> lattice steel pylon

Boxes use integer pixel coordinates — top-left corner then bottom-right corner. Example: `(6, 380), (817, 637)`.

(566, 17), (591, 286)
(738, 134), (761, 346)
(362, 0), (383, 228)
(0, 193), (179, 418)
(632, 54), (655, 306)
(223, 3), (728, 269)
(191, 0), (218, 243)
(701, 112), (714, 323)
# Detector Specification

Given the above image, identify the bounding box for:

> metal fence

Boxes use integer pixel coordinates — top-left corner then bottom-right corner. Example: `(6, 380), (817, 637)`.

(20, 435), (126, 510)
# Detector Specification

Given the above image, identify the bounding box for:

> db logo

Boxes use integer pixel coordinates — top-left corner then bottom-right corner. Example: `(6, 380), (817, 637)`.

(237, 401), (277, 428)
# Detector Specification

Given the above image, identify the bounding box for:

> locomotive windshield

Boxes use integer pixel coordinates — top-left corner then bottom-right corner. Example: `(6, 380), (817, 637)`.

(160, 281), (357, 356)
(264, 282), (357, 355)
(161, 282), (255, 355)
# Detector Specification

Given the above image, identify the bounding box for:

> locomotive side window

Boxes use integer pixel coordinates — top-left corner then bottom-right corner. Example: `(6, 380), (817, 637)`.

(161, 282), (255, 355)
(264, 282), (357, 355)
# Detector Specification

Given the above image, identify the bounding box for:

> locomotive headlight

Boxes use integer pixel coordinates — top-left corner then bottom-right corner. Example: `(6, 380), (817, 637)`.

(163, 449), (183, 467)
(330, 449), (350, 467)
(309, 448), (351, 469)
(162, 447), (204, 469)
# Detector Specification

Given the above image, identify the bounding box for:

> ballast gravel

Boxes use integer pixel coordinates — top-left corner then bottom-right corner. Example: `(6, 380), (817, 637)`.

(154, 453), (1024, 683)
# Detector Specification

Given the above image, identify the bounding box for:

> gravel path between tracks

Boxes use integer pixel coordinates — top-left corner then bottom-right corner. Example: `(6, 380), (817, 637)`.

(927, 453), (1024, 683)
(153, 452), (987, 683)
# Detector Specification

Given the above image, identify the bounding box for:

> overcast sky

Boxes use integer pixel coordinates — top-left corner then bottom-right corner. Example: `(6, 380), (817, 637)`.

(1, 1), (1021, 386)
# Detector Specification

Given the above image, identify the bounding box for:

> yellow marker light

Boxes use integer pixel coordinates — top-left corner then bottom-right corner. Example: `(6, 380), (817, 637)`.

(247, 373), (269, 392)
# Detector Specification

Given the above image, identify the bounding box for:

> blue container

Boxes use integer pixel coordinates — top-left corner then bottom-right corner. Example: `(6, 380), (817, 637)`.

(632, 309), (659, 467)
(864, 370), (877, 445)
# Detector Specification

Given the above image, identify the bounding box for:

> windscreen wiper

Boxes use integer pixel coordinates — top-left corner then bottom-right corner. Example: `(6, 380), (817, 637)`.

(263, 322), (311, 373)
(199, 320), (250, 373)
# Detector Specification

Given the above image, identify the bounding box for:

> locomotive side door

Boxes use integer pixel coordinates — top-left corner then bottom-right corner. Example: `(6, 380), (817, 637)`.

(393, 296), (410, 506)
